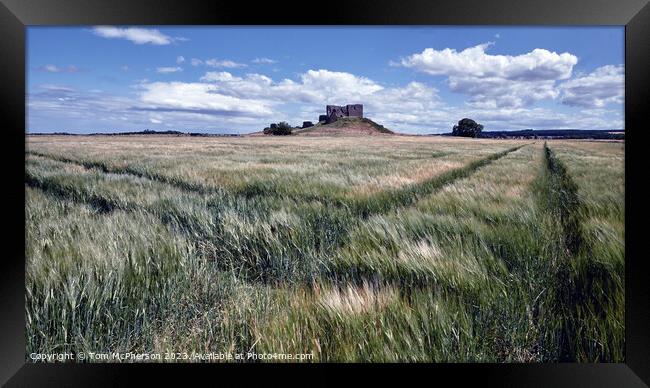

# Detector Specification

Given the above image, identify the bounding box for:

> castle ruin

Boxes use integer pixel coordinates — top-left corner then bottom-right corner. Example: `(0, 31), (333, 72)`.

(322, 104), (363, 124)
(268, 104), (365, 132)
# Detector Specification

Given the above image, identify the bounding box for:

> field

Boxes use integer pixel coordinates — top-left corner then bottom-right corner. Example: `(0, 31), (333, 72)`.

(25, 135), (625, 362)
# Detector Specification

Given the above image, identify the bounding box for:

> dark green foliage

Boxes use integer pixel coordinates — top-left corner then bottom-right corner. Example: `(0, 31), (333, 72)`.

(263, 121), (293, 135)
(452, 118), (484, 138)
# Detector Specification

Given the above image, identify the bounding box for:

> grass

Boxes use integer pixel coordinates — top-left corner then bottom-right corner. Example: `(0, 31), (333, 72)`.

(25, 135), (624, 362)
(317, 117), (395, 133)
(536, 142), (624, 362)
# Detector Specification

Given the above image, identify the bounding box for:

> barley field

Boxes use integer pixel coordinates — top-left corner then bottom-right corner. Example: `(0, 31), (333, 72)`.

(25, 135), (624, 362)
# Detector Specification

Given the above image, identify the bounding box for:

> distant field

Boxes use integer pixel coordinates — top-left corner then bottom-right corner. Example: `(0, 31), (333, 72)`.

(25, 135), (624, 362)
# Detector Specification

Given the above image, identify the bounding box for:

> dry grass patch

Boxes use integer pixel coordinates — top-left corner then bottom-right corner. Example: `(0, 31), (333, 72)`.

(318, 281), (398, 316)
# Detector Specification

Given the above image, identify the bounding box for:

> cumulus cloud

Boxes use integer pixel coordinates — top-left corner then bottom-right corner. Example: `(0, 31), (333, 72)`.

(92, 26), (175, 45)
(128, 68), (621, 132)
(200, 71), (242, 82)
(398, 43), (577, 81)
(298, 69), (384, 98)
(134, 69), (442, 131)
(156, 66), (183, 74)
(137, 81), (275, 117)
(195, 69), (387, 105)
(449, 77), (559, 109)
(27, 66), (624, 134)
(396, 43), (579, 108)
(176, 56), (185, 64)
(560, 65), (624, 108)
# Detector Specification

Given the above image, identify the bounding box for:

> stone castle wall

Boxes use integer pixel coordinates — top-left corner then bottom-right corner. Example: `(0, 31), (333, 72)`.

(325, 104), (363, 123)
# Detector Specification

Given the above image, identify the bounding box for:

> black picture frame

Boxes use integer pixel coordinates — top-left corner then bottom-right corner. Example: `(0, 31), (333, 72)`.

(1, 0), (648, 386)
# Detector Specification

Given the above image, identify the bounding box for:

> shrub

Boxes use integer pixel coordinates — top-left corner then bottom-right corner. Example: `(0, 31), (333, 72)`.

(264, 121), (293, 136)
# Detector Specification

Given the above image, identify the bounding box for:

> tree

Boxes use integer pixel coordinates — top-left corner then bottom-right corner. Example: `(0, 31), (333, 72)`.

(263, 121), (293, 136)
(452, 118), (484, 138)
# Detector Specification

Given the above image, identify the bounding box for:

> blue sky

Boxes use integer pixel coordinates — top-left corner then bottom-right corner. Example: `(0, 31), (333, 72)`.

(27, 26), (624, 134)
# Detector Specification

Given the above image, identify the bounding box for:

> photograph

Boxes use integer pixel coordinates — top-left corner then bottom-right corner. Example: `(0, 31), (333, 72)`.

(25, 25), (625, 363)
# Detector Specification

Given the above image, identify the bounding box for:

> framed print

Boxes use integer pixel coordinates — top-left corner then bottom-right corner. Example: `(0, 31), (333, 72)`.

(1, 0), (649, 386)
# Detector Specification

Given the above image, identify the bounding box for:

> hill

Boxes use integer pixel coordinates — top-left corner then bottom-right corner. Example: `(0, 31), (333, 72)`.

(291, 117), (394, 136)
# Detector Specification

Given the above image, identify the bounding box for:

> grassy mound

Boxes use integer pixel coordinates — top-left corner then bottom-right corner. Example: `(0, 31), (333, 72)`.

(294, 117), (394, 136)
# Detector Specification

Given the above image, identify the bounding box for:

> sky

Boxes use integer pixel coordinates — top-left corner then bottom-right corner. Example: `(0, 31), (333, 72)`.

(27, 26), (624, 134)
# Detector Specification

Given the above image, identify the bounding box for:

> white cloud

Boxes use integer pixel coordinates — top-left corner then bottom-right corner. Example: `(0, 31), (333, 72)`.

(92, 26), (174, 45)
(27, 66), (623, 134)
(196, 69), (388, 105)
(252, 57), (277, 64)
(176, 56), (185, 64)
(38, 84), (77, 92)
(298, 69), (384, 98)
(138, 68), (620, 132)
(200, 71), (242, 82)
(38, 64), (80, 73)
(138, 81), (275, 117)
(396, 43), (579, 108)
(189, 58), (248, 68)
(27, 82), (273, 133)
(370, 104), (622, 133)
(560, 65), (624, 108)
(156, 66), (183, 74)
(135, 69), (440, 130)
(398, 43), (577, 81)
(449, 77), (559, 109)
(205, 59), (247, 68)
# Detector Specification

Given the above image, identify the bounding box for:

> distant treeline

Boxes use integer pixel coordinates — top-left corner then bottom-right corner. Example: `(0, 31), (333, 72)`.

(29, 129), (242, 137)
(472, 129), (624, 140)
